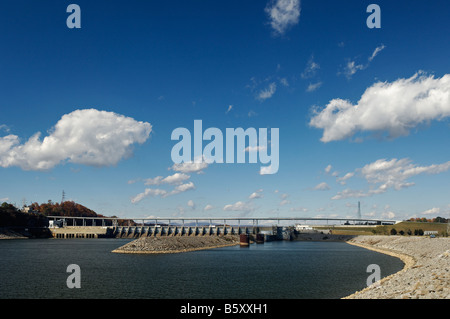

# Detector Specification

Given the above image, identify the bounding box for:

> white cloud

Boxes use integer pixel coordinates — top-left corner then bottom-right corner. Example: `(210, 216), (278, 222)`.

(0, 109), (152, 171)
(162, 173), (191, 185)
(313, 182), (330, 191)
(259, 165), (278, 175)
(131, 181), (195, 204)
(324, 165), (332, 174)
(310, 73), (450, 142)
(171, 182), (195, 194)
(368, 44), (386, 62)
(226, 105), (233, 114)
(143, 176), (164, 185)
(223, 201), (254, 212)
(343, 61), (365, 78)
(144, 173), (190, 186)
(331, 189), (368, 200)
(187, 200), (196, 210)
(249, 189), (263, 199)
(169, 160), (208, 174)
(331, 158), (450, 200)
(265, 0), (301, 36)
(336, 172), (354, 185)
(361, 158), (450, 192)
(306, 81), (322, 92)
(257, 82), (277, 101)
(279, 193), (290, 206)
(341, 44), (385, 79)
(131, 188), (168, 204)
(204, 204), (214, 211)
(382, 211), (396, 220)
(301, 57), (320, 79)
(421, 207), (440, 215)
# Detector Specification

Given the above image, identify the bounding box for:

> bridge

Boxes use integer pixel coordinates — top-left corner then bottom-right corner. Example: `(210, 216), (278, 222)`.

(46, 216), (397, 239)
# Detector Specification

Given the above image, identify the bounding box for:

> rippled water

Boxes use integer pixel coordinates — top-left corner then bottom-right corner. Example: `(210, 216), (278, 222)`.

(0, 238), (404, 299)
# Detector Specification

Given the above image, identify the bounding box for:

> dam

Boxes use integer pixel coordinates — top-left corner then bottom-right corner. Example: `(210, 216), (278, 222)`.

(46, 216), (397, 240)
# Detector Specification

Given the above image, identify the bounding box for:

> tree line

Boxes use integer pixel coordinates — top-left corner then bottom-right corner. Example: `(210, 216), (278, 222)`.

(408, 217), (448, 223)
(0, 202), (48, 228)
(1, 201), (131, 227)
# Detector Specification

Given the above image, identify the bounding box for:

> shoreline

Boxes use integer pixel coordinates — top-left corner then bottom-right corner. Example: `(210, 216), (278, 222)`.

(112, 241), (240, 254)
(343, 239), (415, 299)
(342, 235), (449, 299)
(111, 235), (241, 254)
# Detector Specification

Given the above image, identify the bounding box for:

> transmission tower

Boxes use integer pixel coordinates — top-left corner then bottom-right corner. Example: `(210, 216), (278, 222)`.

(61, 190), (66, 204)
(357, 201), (362, 220)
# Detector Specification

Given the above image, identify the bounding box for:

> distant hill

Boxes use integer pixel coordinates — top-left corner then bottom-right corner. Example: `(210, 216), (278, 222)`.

(29, 201), (131, 226)
(1, 200), (131, 232)
(0, 202), (48, 228)
(30, 200), (99, 218)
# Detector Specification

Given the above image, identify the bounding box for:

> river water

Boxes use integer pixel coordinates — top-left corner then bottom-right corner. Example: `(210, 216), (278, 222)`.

(0, 238), (404, 299)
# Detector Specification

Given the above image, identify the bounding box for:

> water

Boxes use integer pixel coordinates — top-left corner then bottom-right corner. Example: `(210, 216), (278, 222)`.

(0, 238), (404, 299)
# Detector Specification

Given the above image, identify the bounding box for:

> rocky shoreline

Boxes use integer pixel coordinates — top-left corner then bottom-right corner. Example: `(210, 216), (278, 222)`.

(344, 235), (450, 299)
(112, 235), (240, 254)
(0, 227), (28, 239)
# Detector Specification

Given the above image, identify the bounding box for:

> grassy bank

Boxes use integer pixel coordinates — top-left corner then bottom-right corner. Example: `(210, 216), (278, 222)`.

(315, 221), (448, 237)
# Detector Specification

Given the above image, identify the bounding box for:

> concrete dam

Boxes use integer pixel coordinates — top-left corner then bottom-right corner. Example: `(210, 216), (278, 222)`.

(47, 216), (396, 240)
(50, 225), (278, 240)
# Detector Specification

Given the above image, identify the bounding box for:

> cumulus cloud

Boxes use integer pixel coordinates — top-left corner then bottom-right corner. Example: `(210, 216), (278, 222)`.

(336, 172), (354, 185)
(421, 207), (440, 215)
(331, 158), (450, 200)
(144, 173), (190, 186)
(265, 0), (301, 36)
(249, 189), (263, 199)
(131, 182), (195, 204)
(131, 188), (168, 204)
(361, 158), (450, 192)
(133, 157), (207, 204)
(310, 73), (450, 142)
(313, 182), (330, 191)
(169, 160), (208, 174)
(223, 201), (254, 212)
(204, 204), (214, 211)
(0, 109), (152, 171)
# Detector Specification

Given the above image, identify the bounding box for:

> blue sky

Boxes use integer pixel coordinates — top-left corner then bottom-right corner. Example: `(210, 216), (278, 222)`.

(1, 0), (450, 221)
